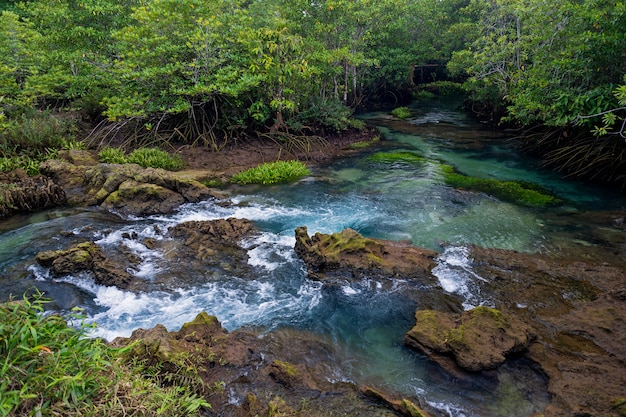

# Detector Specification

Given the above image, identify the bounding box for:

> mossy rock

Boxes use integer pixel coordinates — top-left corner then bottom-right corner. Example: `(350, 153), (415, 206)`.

(405, 307), (534, 371)
(441, 164), (561, 208)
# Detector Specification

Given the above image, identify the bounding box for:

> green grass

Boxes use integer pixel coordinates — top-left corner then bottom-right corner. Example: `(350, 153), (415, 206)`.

(391, 106), (411, 119)
(0, 292), (210, 417)
(0, 112), (84, 176)
(367, 151), (425, 165)
(98, 147), (185, 170)
(231, 160), (311, 185)
(441, 164), (561, 207)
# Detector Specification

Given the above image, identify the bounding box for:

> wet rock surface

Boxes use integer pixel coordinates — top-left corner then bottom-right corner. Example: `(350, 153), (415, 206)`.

(404, 307), (534, 372)
(450, 246), (626, 417)
(294, 227), (626, 417)
(110, 313), (407, 417)
(294, 226), (438, 282)
(35, 241), (139, 290)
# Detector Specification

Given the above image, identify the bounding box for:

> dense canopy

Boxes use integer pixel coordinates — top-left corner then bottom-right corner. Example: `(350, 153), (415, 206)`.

(0, 0), (624, 182)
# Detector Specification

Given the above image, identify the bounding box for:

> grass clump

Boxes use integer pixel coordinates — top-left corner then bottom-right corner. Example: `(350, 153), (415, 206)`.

(0, 292), (210, 417)
(367, 151), (425, 165)
(391, 106), (411, 119)
(97, 147), (184, 171)
(441, 164), (561, 207)
(0, 111), (83, 175)
(231, 160), (310, 185)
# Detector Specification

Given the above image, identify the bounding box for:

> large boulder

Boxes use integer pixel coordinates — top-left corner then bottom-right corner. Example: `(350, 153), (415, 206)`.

(294, 226), (437, 281)
(404, 306), (534, 372)
(35, 241), (139, 290)
(40, 154), (216, 216)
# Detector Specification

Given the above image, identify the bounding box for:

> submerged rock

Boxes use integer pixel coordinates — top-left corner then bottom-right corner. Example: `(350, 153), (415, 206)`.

(166, 218), (257, 276)
(404, 306), (534, 372)
(294, 226), (437, 282)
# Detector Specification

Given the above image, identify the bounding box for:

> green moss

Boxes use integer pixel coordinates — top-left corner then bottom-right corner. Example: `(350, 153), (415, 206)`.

(391, 106), (411, 119)
(612, 397), (626, 416)
(401, 398), (431, 417)
(441, 164), (561, 208)
(367, 151), (425, 165)
(231, 160), (310, 185)
(272, 360), (299, 377)
(348, 135), (380, 149)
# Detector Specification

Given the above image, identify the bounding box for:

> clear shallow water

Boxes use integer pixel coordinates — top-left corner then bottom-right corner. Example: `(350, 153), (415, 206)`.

(1, 98), (625, 416)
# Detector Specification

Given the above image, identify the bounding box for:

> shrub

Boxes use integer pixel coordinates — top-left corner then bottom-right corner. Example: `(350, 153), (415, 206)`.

(295, 97), (365, 132)
(0, 292), (210, 416)
(231, 160), (310, 185)
(98, 147), (127, 164)
(391, 106), (411, 119)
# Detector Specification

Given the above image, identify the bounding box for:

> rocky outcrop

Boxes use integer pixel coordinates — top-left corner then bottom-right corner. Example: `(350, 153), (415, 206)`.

(35, 241), (139, 290)
(39, 150), (216, 216)
(404, 306), (534, 372)
(110, 313), (424, 417)
(0, 169), (65, 219)
(294, 226), (437, 281)
(448, 246), (626, 416)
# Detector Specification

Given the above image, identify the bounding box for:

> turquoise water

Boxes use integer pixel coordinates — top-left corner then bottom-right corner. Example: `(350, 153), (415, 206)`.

(1, 98), (624, 416)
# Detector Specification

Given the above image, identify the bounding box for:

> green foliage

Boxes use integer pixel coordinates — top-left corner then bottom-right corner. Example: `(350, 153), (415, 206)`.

(441, 164), (561, 208)
(295, 96), (365, 132)
(231, 160), (310, 185)
(98, 147), (184, 171)
(0, 111), (76, 156)
(391, 106), (411, 119)
(0, 292), (210, 416)
(98, 147), (127, 164)
(126, 148), (185, 171)
(422, 81), (465, 96)
(449, 0), (626, 129)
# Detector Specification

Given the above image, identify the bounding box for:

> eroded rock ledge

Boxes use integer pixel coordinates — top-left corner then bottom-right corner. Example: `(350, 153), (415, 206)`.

(110, 312), (432, 417)
(39, 150), (217, 216)
(294, 226), (438, 281)
(404, 306), (534, 372)
(0, 169), (65, 219)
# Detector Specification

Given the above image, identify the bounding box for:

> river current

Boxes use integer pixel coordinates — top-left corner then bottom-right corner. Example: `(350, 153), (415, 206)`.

(1, 98), (624, 416)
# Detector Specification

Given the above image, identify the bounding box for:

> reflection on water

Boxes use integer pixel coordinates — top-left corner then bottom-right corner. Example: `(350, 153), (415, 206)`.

(1, 98), (624, 416)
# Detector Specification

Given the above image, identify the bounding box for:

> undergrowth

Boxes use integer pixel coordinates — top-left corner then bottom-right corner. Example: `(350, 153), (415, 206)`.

(0, 292), (210, 417)
(231, 160), (310, 185)
(0, 111), (84, 175)
(98, 147), (185, 171)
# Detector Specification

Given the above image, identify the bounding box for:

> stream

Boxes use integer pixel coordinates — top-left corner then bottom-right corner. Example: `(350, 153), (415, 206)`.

(1, 98), (624, 417)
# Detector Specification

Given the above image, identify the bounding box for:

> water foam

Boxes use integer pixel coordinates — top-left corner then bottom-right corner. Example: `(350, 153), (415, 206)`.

(432, 246), (491, 310)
